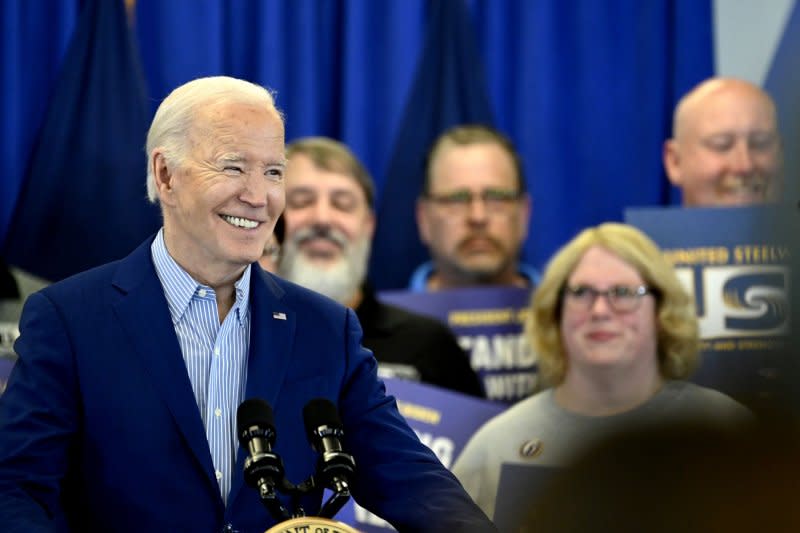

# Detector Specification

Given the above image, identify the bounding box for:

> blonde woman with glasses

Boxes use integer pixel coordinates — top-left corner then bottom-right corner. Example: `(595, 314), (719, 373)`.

(452, 222), (750, 521)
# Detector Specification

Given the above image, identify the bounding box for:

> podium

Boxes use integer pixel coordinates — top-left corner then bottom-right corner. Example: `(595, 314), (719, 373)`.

(266, 516), (361, 533)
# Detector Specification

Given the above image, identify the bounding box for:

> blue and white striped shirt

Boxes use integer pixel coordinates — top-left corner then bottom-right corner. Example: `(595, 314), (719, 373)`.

(151, 229), (251, 505)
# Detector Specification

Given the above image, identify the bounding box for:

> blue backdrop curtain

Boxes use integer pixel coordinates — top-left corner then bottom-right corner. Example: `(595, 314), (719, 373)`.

(369, 0), (496, 290)
(2, 0), (160, 280)
(0, 1), (78, 254)
(1, 0), (713, 287)
(474, 0), (712, 268)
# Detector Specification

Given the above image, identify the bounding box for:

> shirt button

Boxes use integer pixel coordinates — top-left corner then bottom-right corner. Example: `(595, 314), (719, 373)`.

(198, 289), (207, 297)
(214, 408), (222, 417)
(214, 347), (220, 356)
(215, 470), (223, 480)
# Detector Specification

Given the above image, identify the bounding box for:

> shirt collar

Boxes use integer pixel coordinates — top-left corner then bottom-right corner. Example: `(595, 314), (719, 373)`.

(408, 260), (541, 291)
(151, 228), (251, 324)
(231, 267), (251, 326)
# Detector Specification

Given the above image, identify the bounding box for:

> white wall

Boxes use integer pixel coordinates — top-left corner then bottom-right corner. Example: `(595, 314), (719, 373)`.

(713, 0), (795, 85)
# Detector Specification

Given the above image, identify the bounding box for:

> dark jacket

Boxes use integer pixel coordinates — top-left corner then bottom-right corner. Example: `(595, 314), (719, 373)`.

(0, 237), (495, 533)
(356, 286), (484, 397)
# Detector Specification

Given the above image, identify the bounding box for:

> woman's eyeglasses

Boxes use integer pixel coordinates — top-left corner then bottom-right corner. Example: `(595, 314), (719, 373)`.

(562, 284), (654, 313)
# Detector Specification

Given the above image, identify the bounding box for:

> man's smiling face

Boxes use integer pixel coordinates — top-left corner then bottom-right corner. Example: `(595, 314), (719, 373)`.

(156, 101), (286, 283)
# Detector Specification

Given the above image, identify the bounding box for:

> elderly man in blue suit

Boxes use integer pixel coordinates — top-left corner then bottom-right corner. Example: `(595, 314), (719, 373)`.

(0, 76), (495, 533)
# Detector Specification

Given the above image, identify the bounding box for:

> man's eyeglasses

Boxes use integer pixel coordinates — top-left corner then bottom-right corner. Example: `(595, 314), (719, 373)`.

(424, 188), (521, 214)
(562, 285), (654, 313)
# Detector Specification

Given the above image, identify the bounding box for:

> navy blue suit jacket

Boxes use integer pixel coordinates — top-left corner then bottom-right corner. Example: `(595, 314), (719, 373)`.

(0, 237), (494, 532)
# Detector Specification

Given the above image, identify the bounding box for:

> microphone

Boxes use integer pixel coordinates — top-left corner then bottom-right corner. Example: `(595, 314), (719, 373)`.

(303, 398), (356, 518)
(237, 398), (290, 522)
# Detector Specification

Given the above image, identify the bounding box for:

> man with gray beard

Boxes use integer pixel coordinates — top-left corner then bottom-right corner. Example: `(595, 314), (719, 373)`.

(281, 224), (367, 306)
(275, 137), (483, 397)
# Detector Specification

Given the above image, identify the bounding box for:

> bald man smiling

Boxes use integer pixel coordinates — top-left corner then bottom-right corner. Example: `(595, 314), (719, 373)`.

(663, 77), (783, 207)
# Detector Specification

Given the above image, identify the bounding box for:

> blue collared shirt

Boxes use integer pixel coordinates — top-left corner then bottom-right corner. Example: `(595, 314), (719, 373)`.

(407, 260), (541, 292)
(151, 229), (251, 506)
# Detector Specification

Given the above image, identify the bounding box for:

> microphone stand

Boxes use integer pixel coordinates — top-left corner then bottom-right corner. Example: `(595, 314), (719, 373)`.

(315, 449), (355, 518)
(239, 397), (355, 523)
(242, 447), (291, 522)
(319, 478), (351, 519)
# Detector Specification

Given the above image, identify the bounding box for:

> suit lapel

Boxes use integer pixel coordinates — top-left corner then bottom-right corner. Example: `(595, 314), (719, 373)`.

(110, 239), (220, 499)
(228, 269), (296, 508)
(244, 270), (296, 406)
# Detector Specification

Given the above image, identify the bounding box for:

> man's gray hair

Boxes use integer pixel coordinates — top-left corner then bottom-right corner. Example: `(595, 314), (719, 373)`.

(145, 76), (282, 203)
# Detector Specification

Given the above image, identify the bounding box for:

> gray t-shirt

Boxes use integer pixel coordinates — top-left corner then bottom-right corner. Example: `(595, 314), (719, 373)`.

(452, 380), (751, 519)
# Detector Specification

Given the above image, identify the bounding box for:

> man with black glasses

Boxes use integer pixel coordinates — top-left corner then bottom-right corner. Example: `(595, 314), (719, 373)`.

(412, 125), (538, 291)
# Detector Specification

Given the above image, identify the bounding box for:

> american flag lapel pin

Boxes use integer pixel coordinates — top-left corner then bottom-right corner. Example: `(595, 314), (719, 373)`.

(272, 311), (287, 320)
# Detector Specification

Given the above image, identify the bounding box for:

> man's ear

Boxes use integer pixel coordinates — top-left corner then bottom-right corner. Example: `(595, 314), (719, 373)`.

(415, 198), (432, 245)
(663, 139), (682, 186)
(152, 150), (176, 205)
(365, 210), (377, 240)
(518, 193), (532, 241)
